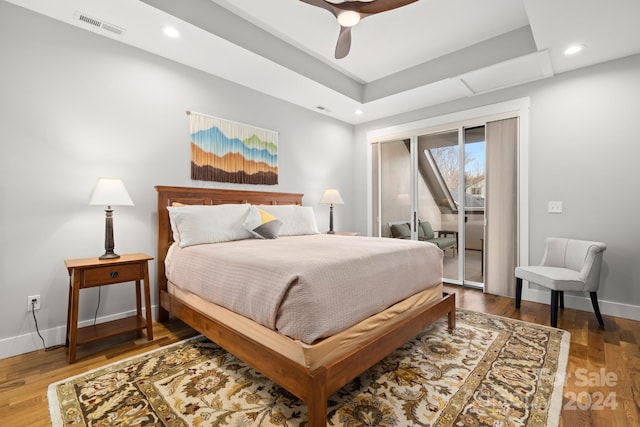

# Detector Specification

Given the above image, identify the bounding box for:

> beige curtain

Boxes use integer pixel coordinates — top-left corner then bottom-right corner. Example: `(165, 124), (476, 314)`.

(484, 118), (518, 297)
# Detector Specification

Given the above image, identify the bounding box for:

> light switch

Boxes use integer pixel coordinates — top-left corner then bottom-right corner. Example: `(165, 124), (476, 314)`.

(548, 201), (563, 213)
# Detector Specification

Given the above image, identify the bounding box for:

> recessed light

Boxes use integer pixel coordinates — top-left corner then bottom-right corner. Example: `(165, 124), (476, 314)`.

(355, 109), (363, 115)
(564, 44), (584, 55)
(163, 27), (180, 38)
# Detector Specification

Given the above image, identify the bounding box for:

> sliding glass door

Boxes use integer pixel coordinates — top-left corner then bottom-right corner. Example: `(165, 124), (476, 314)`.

(375, 137), (441, 242)
(373, 126), (487, 288)
(371, 100), (524, 297)
(417, 127), (485, 287)
(462, 127), (486, 285)
(377, 139), (413, 236)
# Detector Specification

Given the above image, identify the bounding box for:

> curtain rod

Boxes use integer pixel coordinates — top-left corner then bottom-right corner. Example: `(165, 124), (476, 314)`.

(186, 110), (279, 135)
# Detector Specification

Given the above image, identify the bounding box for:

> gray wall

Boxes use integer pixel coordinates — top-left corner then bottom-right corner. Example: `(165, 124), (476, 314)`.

(0, 2), (354, 358)
(354, 54), (640, 319)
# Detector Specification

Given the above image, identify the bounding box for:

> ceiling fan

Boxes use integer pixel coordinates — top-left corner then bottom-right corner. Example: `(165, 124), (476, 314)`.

(300, 0), (418, 59)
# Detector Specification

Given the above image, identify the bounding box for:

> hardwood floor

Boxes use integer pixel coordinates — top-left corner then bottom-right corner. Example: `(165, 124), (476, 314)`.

(443, 249), (484, 283)
(1, 286), (638, 426)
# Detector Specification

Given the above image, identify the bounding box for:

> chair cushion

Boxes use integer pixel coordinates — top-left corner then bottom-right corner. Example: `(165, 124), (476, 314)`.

(418, 224), (426, 239)
(428, 236), (457, 250)
(390, 222), (411, 239)
(515, 266), (586, 292)
(420, 221), (435, 240)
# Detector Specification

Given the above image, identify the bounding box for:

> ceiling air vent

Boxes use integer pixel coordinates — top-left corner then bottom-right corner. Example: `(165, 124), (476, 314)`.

(316, 105), (333, 113)
(74, 11), (125, 36)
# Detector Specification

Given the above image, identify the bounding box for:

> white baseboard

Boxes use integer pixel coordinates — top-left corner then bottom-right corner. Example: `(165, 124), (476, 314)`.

(521, 285), (640, 322)
(3, 290), (637, 360)
(0, 306), (156, 360)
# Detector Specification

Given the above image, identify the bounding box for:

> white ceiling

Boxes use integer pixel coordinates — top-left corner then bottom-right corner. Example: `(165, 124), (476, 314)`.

(213, 0), (531, 83)
(7, 0), (640, 124)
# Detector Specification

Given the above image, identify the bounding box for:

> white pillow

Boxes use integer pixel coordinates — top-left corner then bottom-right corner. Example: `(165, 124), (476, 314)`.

(167, 204), (253, 247)
(257, 205), (319, 236)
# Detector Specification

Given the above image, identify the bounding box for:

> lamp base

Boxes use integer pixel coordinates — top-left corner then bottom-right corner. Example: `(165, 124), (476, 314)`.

(328, 205), (335, 234)
(100, 207), (120, 260)
(99, 251), (120, 260)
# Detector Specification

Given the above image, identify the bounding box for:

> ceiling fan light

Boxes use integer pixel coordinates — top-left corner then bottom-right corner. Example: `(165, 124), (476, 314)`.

(337, 11), (360, 27)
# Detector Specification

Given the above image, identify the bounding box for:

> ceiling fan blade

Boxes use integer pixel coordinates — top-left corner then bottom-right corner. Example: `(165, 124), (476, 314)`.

(355, 0), (419, 15)
(300, 0), (417, 59)
(299, 0), (338, 17)
(335, 26), (352, 59)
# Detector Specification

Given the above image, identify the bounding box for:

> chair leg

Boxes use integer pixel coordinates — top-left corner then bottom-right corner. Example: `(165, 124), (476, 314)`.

(559, 291), (565, 309)
(550, 291), (559, 327)
(515, 277), (522, 308)
(590, 292), (605, 327)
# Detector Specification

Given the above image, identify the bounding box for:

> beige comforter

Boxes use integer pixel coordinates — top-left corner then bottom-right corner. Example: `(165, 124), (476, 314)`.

(165, 234), (443, 343)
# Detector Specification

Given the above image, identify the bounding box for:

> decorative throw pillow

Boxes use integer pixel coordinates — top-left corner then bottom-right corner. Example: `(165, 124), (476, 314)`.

(256, 205), (319, 236)
(417, 223), (427, 240)
(167, 204), (253, 247)
(390, 222), (411, 239)
(420, 220), (435, 240)
(243, 206), (283, 239)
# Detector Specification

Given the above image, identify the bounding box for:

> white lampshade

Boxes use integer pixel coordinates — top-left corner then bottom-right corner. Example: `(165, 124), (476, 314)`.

(89, 178), (134, 207)
(320, 189), (344, 205)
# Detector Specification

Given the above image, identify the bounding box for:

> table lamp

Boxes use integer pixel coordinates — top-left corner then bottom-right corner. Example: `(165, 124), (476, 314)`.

(320, 189), (344, 234)
(89, 178), (134, 259)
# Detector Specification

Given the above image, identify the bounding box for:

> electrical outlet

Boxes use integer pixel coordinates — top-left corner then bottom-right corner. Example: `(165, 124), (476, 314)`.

(27, 295), (41, 311)
(548, 201), (563, 214)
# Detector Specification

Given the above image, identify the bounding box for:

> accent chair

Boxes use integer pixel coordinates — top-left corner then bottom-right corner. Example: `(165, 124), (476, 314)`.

(515, 237), (607, 328)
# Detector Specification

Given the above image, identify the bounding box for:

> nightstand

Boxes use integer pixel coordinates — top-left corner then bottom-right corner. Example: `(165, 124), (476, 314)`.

(64, 253), (154, 363)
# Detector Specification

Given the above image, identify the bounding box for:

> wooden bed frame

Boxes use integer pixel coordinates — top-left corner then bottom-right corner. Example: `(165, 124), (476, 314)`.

(155, 185), (456, 426)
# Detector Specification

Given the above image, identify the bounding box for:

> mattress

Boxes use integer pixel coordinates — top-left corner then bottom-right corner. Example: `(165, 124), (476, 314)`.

(165, 234), (443, 343)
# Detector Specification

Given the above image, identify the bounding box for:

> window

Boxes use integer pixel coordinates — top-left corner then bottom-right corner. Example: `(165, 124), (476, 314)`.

(425, 139), (485, 214)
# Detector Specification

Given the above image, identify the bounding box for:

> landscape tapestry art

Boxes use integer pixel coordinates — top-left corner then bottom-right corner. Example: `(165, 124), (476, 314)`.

(189, 111), (278, 185)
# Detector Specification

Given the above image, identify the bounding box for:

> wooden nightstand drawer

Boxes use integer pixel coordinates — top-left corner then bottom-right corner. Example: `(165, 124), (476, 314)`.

(83, 263), (142, 287)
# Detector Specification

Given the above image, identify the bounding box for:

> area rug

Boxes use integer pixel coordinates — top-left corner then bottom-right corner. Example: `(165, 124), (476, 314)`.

(48, 309), (569, 426)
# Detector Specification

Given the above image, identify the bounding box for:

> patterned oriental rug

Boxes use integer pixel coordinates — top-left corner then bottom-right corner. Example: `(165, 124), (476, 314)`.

(49, 309), (569, 426)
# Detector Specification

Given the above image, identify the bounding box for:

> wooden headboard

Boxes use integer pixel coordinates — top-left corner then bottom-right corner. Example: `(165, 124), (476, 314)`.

(154, 186), (303, 317)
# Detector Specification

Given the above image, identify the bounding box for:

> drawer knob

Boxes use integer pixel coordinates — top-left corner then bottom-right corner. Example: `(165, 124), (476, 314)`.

(110, 271), (119, 279)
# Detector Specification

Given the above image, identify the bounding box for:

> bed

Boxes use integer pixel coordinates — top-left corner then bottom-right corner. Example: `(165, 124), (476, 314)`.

(155, 185), (456, 426)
